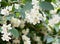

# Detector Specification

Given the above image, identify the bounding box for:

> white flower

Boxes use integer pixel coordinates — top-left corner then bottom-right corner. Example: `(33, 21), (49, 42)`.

(7, 24), (12, 30)
(22, 35), (30, 41)
(56, 0), (60, 8)
(1, 34), (11, 41)
(22, 29), (31, 44)
(25, 6), (42, 25)
(14, 4), (20, 9)
(1, 24), (12, 41)
(22, 35), (31, 44)
(48, 15), (60, 27)
(1, 24), (12, 33)
(35, 36), (40, 41)
(24, 41), (31, 44)
(1, 8), (9, 16)
(1, 24), (12, 31)
(33, 34), (40, 41)
(19, 20), (25, 28)
(22, 28), (29, 35)
(32, 0), (39, 5)
(25, 0), (45, 25)
(51, 2), (57, 8)
(6, 5), (13, 11)
(49, 10), (57, 14)
(1, 5), (13, 16)
(13, 38), (20, 44)
(11, 17), (21, 27)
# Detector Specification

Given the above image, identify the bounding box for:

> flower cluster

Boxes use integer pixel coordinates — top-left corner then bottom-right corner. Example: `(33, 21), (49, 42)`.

(48, 15), (60, 27)
(11, 17), (21, 27)
(25, 0), (45, 25)
(0, 0), (60, 44)
(1, 5), (13, 16)
(22, 28), (31, 44)
(22, 35), (31, 44)
(1, 24), (12, 41)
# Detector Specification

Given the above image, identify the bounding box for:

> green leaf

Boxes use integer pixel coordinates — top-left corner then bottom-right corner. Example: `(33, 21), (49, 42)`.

(1, 0), (10, 7)
(19, 2), (32, 19)
(6, 16), (11, 20)
(47, 36), (54, 43)
(53, 38), (60, 44)
(6, 14), (13, 20)
(39, 1), (54, 10)
(23, 2), (33, 11)
(52, 0), (56, 3)
(0, 27), (2, 32)
(45, 19), (48, 24)
(9, 28), (19, 38)
(44, 35), (54, 43)
(0, 16), (3, 21)
(21, 0), (32, 4)
(19, 8), (25, 19)
(0, 16), (4, 24)
(15, 12), (20, 18)
(54, 25), (60, 32)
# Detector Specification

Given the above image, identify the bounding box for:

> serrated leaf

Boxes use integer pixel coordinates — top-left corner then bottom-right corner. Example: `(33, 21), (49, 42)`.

(9, 28), (19, 38)
(39, 1), (54, 10)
